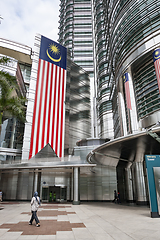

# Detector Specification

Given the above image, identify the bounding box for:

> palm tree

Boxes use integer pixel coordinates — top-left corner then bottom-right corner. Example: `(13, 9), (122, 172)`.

(0, 57), (27, 135)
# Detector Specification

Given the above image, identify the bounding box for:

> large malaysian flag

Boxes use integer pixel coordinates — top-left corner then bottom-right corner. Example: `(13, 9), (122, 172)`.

(123, 72), (132, 110)
(29, 35), (67, 159)
(153, 49), (160, 94)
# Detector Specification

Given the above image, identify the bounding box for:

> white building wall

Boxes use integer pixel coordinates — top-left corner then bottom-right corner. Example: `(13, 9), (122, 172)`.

(22, 34), (41, 161)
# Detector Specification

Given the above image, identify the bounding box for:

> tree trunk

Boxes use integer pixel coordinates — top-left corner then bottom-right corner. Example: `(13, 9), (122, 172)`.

(0, 111), (2, 125)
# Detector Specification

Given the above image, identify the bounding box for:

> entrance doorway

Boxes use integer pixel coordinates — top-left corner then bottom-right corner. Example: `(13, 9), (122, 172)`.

(49, 186), (60, 202)
(116, 160), (127, 203)
(42, 186), (67, 202)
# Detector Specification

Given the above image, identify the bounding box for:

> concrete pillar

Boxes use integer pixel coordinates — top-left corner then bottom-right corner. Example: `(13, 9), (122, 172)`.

(33, 170), (38, 193)
(134, 162), (147, 204)
(125, 162), (134, 202)
(134, 137), (147, 204)
(73, 167), (80, 205)
(118, 76), (128, 136)
(125, 151), (135, 202)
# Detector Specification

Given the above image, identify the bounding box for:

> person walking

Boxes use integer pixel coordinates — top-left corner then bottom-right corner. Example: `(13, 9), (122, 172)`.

(29, 191), (41, 227)
(113, 190), (118, 203)
(0, 190), (2, 202)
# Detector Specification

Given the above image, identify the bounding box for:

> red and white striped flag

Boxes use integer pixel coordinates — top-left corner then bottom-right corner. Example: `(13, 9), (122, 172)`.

(153, 49), (160, 94)
(29, 35), (67, 159)
(123, 73), (132, 110)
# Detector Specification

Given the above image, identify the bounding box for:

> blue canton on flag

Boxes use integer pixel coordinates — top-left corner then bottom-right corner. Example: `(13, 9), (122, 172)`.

(39, 35), (67, 70)
(153, 49), (160, 63)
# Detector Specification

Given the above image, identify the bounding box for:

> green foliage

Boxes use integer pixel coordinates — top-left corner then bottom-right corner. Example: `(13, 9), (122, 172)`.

(0, 57), (27, 125)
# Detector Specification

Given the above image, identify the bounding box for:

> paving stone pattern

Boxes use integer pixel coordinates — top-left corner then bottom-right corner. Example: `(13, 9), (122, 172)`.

(0, 202), (160, 240)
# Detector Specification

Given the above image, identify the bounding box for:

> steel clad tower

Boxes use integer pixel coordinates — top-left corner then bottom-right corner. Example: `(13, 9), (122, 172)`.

(92, 0), (114, 139)
(59, 0), (98, 138)
(59, 0), (160, 141)
(59, 0), (94, 74)
(58, 0), (115, 139)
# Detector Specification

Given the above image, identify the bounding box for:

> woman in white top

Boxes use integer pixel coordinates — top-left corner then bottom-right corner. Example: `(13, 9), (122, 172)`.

(29, 191), (41, 227)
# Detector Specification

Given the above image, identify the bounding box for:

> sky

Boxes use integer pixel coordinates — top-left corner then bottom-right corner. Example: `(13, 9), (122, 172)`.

(0, 0), (60, 48)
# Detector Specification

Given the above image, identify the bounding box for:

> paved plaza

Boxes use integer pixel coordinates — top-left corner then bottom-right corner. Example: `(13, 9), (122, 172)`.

(0, 201), (160, 239)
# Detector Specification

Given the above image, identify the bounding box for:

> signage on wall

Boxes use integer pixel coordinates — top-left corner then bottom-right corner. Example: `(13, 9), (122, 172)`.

(145, 155), (160, 218)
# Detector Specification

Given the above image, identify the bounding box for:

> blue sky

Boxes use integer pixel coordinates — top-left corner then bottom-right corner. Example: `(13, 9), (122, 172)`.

(0, 0), (60, 48)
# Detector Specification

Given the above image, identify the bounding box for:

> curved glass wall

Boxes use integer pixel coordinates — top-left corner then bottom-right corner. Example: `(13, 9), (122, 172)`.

(108, 0), (160, 75)
(133, 55), (160, 120)
(101, 0), (160, 136)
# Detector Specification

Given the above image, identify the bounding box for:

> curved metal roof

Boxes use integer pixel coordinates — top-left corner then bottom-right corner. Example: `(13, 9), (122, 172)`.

(87, 127), (160, 167)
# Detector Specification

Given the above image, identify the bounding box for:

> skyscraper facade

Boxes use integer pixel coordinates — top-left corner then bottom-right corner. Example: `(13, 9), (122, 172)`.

(59, 0), (94, 74)
(93, 0), (114, 139)
(58, 0), (98, 138)
(59, 0), (114, 139)
(101, 0), (160, 137)
(59, 0), (160, 141)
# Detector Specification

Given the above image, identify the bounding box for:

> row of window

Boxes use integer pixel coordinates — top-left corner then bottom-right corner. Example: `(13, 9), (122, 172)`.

(110, 1), (160, 70)
(133, 57), (160, 119)
(99, 101), (112, 116)
(115, 15), (160, 68)
(75, 61), (93, 66)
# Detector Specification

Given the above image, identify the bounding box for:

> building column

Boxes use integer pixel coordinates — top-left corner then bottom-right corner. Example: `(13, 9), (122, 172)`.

(134, 138), (147, 204)
(33, 170), (38, 193)
(118, 75), (127, 136)
(125, 162), (134, 203)
(134, 162), (147, 204)
(73, 167), (80, 205)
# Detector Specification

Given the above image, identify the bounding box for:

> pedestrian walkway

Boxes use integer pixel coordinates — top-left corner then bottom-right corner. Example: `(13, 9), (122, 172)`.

(0, 201), (159, 239)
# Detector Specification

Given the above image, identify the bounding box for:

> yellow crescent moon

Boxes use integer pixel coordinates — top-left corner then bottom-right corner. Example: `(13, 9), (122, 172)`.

(46, 49), (61, 62)
(154, 51), (160, 59)
(154, 55), (160, 59)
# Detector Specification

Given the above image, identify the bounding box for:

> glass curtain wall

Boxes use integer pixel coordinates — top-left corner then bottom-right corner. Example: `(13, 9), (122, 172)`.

(65, 60), (92, 155)
(133, 56), (160, 120)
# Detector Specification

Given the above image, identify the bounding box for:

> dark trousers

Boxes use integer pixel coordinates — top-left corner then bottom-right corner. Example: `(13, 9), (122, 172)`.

(30, 211), (39, 224)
